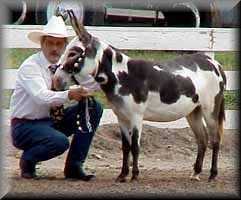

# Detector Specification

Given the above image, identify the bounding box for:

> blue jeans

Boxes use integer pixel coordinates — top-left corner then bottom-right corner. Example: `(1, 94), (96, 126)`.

(11, 98), (103, 166)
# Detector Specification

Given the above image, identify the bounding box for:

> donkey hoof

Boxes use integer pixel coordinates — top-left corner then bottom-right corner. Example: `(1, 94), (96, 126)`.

(130, 176), (139, 182)
(208, 176), (218, 182)
(190, 173), (200, 181)
(115, 176), (127, 183)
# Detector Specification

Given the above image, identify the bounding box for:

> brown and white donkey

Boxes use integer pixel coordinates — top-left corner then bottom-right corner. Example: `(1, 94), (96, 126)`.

(54, 10), (226, 182)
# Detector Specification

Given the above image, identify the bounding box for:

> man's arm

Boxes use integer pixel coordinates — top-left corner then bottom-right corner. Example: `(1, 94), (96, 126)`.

(18, 63), (93, 106)
(18, 64), (66, 106)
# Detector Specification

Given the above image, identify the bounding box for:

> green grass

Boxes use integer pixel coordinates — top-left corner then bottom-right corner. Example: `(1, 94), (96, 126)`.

(2, 89), (239, 110)
(215, 52), (240, 70)
(2, 89), (13, 109)
(5, 49), (39, 69)
(3, 49), (239, 110)
(5, 49), (239, 70)
(224, 90), (240, 110)
(123, 50), (178, 62)
(92, 91), (110, 108)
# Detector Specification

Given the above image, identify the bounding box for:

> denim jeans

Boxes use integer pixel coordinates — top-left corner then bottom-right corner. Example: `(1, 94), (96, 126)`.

(11, 98), (103, 166)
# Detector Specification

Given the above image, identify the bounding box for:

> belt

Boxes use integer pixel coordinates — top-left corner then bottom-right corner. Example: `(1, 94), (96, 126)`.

(11, 117), (51, 127)
(11, 118), (32, 126)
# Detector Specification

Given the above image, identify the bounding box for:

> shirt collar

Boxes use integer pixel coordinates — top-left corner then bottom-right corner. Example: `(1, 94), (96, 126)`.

(39, 51), (52, 70)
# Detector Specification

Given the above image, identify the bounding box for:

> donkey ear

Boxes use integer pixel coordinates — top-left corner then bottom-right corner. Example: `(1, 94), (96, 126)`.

(67, 9), (91, 46)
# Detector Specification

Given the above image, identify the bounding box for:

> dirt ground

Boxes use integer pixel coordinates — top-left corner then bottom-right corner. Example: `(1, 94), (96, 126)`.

(2, 124), (240, 199)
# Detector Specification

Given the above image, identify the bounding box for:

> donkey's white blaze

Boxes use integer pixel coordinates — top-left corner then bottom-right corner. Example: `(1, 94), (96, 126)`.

(144, 92), (197, 122)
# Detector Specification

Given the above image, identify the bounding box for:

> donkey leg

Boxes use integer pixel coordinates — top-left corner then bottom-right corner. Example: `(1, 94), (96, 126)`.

(202, 92), (225, 181)
(116, 127), (131, 183)
(203, 116), (221, 181)
(186, 107), (208, 181)
(130, 126), (141, 182)
(209, 138), (220, 181)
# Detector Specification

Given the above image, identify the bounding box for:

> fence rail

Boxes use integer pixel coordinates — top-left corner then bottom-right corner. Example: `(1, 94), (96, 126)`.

(1, 25), (238, 51)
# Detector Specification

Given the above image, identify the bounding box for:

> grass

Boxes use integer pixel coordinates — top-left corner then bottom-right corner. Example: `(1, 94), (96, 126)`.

(125, 50), (240, 71)
(2, 89), (239, 110)
(3, 49), (239, 110)
(215, 52), (240, 70)
(92, 91), (110, 108)
(5, 49), (39, 69)
(5, 49), (240, 70)
(224, 90), (240, 110)
(2, 89), (13, 109)
(123, 50), (178, 63)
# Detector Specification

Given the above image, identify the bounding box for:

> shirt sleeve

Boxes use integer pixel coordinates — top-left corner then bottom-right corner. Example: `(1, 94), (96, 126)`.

(18, 63), (69, 106)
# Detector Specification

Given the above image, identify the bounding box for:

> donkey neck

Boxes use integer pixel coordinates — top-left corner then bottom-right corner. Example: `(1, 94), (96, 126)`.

(97, 45), (130, 78)
(108, 47), (129, 75)
(95, 46), (129, 101)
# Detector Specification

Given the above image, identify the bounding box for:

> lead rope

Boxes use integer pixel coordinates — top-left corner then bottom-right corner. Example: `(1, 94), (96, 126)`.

(76, 98), (92, 133)
(71, 75), (92, 133)
(85, 98), (93, 132)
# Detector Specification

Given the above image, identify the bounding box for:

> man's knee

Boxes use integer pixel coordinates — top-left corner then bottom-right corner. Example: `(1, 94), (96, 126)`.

(53, 134), (70, 154)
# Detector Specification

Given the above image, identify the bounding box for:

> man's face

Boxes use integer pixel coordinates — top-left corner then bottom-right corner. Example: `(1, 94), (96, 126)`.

(41, 36), (67, 64)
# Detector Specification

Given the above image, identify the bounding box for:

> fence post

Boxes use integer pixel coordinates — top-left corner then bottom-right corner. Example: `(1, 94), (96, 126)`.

(204, 52), (215, 59)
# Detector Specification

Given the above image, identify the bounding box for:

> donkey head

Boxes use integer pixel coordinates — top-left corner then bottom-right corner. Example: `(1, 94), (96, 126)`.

(54, 9), (111, 91)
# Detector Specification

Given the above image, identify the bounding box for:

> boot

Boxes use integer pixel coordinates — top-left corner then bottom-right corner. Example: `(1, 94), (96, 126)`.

(64, 162), (95, 181)
(64, 126), (96, 181)
(63, 99), (101, 181)
(19, 158), (37, 179)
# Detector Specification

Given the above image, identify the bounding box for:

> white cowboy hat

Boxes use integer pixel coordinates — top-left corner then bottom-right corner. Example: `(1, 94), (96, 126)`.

(28, 15), (72, 44)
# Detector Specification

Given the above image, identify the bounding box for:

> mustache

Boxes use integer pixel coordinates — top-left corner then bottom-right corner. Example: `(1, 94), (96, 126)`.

(50, 51), (61, 57)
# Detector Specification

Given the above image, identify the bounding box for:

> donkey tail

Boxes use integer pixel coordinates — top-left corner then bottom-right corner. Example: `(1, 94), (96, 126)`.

(218, 96), (225, 144)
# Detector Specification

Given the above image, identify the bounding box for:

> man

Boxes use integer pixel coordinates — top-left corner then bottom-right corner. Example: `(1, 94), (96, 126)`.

(10, 15), (103, 181)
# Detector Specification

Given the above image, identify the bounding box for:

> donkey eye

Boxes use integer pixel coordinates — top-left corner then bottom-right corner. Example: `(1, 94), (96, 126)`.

(85, 47), (92, 56)
(68, 52), (76, 57)
(73, 66), (80, 73)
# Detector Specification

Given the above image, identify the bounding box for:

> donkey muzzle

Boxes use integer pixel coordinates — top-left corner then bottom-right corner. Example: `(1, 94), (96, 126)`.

(52, 67), (70, 91)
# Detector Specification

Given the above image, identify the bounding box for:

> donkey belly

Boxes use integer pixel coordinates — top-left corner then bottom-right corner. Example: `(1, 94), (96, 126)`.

(144, 92), (198, 122)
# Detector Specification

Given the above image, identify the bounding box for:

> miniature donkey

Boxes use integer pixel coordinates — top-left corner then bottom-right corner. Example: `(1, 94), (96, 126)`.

(54, 10), (226, 182)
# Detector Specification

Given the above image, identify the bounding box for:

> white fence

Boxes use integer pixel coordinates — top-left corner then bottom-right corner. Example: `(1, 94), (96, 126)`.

(2, 25), (239, 129)
(2, 25), (238, 51)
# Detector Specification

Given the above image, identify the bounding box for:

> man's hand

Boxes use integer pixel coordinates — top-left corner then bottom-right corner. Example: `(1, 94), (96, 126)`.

(63, 46), (84, 73)
(68, 85), (92, 101)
